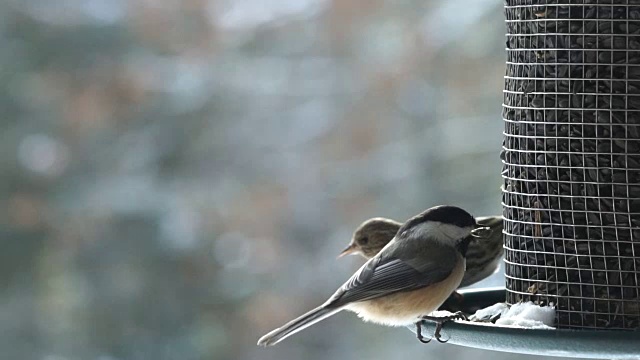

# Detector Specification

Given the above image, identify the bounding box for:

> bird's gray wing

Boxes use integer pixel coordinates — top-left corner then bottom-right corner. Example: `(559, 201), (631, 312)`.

(326, 243), (457, 308)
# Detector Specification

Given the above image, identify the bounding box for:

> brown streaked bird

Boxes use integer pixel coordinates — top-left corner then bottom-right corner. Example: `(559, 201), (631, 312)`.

(339, 215), (503, 289)
(257, 205), (490, 346)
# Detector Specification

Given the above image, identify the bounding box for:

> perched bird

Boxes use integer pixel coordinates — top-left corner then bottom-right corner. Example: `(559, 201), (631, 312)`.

(257, 205), (489, 346)
(339, 215), (504, 288)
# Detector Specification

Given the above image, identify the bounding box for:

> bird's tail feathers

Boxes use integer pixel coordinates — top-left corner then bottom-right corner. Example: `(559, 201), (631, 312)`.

(257, 305), (341, 346)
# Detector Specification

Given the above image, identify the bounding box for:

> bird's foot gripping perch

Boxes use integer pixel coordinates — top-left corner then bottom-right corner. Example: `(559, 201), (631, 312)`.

(417, 311), (467, 343)
(415, 321), (433, 343)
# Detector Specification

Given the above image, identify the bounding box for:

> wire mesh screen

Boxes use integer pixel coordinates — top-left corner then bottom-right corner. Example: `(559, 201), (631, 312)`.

(502, 1), (640, 329)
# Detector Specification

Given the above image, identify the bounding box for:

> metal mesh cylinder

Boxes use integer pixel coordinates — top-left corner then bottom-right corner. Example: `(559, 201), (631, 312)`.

(502, 1), (640, 329)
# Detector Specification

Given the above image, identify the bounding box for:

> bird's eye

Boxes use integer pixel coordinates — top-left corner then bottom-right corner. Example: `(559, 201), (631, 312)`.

(359, 236), (369, 245)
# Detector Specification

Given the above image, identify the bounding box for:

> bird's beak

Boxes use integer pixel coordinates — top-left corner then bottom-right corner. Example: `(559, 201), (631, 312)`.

(337, 243), (358, 258)
(470, 225), (492, 238)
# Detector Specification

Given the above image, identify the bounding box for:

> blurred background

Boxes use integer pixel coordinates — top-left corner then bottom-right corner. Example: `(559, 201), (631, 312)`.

(0, 1), (571, 360)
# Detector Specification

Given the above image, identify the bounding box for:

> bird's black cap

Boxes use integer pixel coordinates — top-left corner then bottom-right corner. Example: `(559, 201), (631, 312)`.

(400, 205), (476, 233)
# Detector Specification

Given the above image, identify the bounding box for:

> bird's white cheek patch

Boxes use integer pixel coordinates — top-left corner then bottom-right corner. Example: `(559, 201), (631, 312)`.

(411, 222), (472, 245)
(437, 223), (472, 242)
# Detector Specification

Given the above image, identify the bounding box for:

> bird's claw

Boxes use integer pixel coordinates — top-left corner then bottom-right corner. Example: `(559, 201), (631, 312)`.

(431, 321), (450, 343)
(420, 311), (467, 343)
(436, 329), (450, 343)
(415, 321), (432, 343)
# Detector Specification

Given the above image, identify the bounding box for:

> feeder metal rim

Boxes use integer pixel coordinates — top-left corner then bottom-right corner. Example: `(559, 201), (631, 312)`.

(507, 33), (640, 38)
(505, 3), (640, 7)
(501, 119), (640, 126)
(503, 75), (640, 81)
(506, 18), (639, 23)
(413, 287), (640, 359)
(504, 88), (640, 95)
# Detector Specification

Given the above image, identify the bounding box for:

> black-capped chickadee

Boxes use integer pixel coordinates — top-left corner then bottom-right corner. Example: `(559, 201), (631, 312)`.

(339, 215), (504, 288)
(257, 205), (488, 346)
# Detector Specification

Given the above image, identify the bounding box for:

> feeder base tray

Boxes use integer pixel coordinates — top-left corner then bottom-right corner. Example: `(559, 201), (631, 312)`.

(412, 287), (640, 359)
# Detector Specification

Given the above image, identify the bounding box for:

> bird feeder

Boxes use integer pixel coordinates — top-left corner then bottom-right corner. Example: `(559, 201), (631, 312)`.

(502, 0), (640, 331)
(416, 2), (640, 357)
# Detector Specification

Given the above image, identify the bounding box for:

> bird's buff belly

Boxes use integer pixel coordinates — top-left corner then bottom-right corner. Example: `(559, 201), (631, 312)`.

(345, 259), (465, 326)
